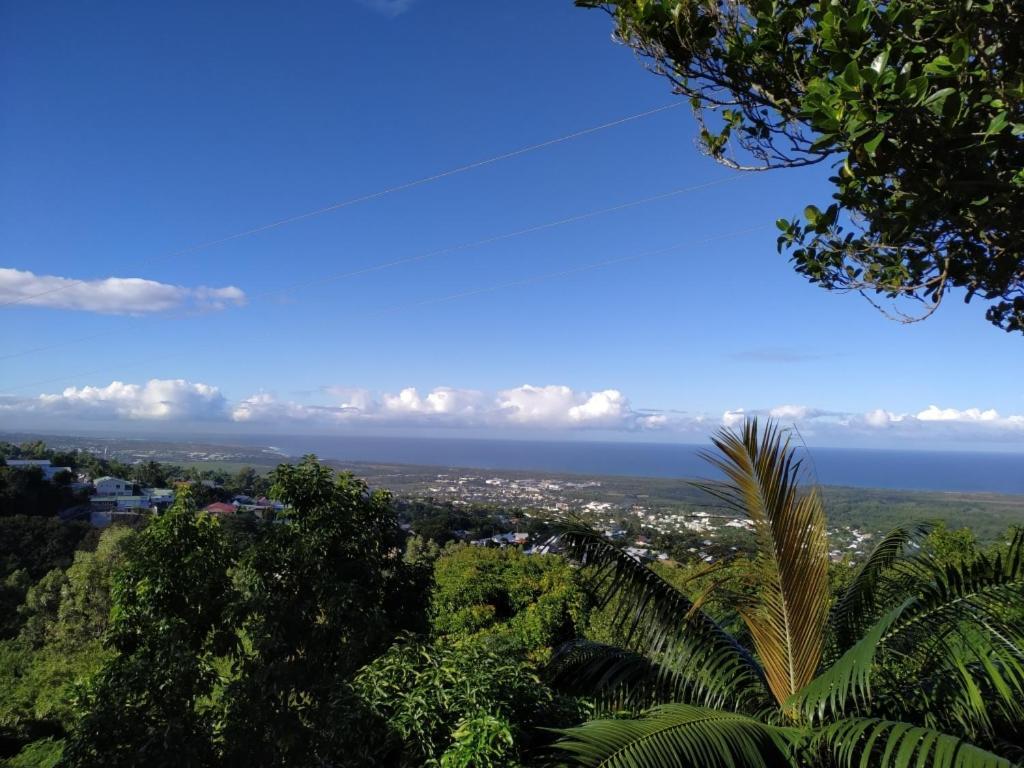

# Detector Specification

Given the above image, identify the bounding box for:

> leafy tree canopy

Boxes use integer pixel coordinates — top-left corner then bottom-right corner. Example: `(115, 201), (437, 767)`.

(580, 0), (1024, 331)
(0, 526), (133, 759)
(430, 544), (588, 659)
(354, 635), (573, 767)
(62, 491), (235, 768)
(217, 456), (420, 765)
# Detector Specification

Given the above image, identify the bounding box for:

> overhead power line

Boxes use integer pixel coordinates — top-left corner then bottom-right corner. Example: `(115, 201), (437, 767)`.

(0, 102), (684, 310)
(0, 176), (738, 361)
(246, 176), (735, 302)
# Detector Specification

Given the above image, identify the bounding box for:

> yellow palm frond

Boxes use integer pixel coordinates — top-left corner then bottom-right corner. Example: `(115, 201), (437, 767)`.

(699, 418), (830, 710)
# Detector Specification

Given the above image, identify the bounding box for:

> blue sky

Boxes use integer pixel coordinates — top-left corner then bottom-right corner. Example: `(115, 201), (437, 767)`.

(2, 0), (1022, 451)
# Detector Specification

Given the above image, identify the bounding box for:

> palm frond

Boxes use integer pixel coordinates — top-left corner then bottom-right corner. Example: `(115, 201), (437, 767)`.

(698, 418), (831, 708)
(553, 703), (798, 768)
(547, 639), (677, 713)
(557, 523), (769, 711)
(794, 601), (909, 722)
(829, 521), (934, 654)
(796, 529), (1024, 731)
(917, 626), (1024, 739)
(887, 530), (1024, 737)
(885, 529), (1024, 671)
(814, 717), (1019, 768)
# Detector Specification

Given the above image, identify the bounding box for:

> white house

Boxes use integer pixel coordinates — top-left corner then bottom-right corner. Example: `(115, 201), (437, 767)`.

(141, 487), (175, 505)
(94, 476), (132, 496)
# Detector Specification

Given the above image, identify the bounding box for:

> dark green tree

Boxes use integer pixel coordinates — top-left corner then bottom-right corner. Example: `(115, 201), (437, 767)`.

(132, 461), (167, 489)
(579, 0), (1024, 331)
(0, 517), (96, 639)
(0, 467), (84, 518)
(62, 491), (234, 768)
(217, 456), (417, 766)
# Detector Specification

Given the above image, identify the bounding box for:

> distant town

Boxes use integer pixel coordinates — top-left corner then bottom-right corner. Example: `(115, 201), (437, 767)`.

(7, 433), (1019, 569)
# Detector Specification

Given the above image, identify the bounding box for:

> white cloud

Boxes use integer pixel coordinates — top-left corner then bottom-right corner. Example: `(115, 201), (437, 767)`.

(231, 393), (360, 424)
(916, 405), (1000, 422)
(722, 408), (746, 428)
(569, 390), (631, 424)
(864, 408), (902, 428)
(769, 404), (813, 420)
(720, 402), (1024, 444)
(0, 267), (246, 314)
(381, 386), (484, 417)
(2, 379), (227, 421)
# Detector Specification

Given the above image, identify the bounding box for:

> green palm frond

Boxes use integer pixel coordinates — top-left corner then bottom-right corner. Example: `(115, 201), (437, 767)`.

(557, 524), (768, 711)
(553, 703), (798, 768)
(829, 521), (934, 654)
(547, 639), (674, 713)
(917, 626), (1024, 738)
(796, 529), (1024, 730)
(814, 717), (1020, 768)
(697, 419), (831, 708)
(885, 528), (1023, 670)
(794, 601), (909, 721)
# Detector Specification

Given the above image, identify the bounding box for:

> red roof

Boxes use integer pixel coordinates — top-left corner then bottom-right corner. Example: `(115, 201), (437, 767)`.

(203, 502), (236, 516)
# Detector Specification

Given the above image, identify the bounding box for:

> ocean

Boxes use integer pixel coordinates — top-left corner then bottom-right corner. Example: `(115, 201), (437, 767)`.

(231, 434), (1024, 495)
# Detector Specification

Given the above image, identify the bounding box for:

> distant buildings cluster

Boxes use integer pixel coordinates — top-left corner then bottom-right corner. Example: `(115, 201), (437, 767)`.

(5, 459), (283, 527)
(201, 496), (284, 519)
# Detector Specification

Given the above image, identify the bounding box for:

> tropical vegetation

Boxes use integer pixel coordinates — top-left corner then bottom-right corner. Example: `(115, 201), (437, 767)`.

(550, 420), (1024, 767)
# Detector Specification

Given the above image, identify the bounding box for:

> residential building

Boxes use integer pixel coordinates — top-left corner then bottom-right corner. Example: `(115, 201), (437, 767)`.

(203, 502), (236, 516)
(94, 476), (133, 496)
(141, 487), (175, 506)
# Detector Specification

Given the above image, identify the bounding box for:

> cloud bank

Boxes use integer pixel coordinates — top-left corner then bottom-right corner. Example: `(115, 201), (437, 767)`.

(722, 403), (1024, 444)
(3, 379), (227, 421)
(2, 378), (1023, 447)
(0, 268), (246, 314)
(233, 384), (664, 431)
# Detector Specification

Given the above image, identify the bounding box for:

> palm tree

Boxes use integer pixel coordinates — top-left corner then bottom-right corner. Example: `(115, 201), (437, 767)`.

(549, 419), (1024, 768)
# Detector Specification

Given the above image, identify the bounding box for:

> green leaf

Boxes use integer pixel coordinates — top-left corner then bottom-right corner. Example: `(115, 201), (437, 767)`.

(949, 39), (970, 67)
(794, 602), (909, 722)
(923, 55), (955, 75)
(841, 60), (862, 87)
(922, 87), (956, 107)
(985, 111), (1009, 136)
(870, 50), (889, 75)
(863, 131), (885, 157)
